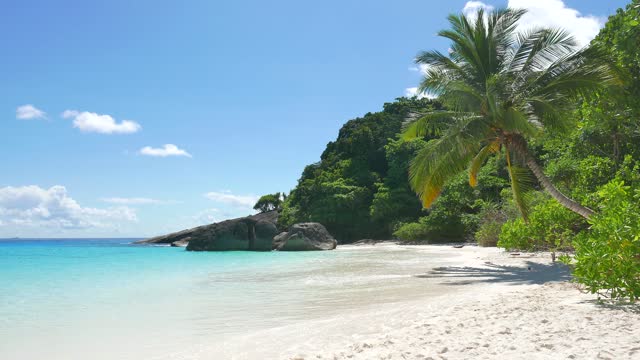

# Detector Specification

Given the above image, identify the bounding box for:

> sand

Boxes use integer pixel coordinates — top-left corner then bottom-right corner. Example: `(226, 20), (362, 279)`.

(214, 244), (640, 360)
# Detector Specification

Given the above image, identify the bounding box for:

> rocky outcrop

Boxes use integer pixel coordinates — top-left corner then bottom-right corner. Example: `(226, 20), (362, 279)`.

(136, 212), (337, 252)
(135, 211), (279, 251)
(273, 222), (337, 251)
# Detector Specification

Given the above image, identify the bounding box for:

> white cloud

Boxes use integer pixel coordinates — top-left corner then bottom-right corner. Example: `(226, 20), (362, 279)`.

(192, 208), (222, 225)
(462, 0), (603, 47)
(139, 144), (192, 158)
(62, 110), (141, 134)
(16, 104), (46, 120)
(405, 87), (420, 97)
(204, 191), (259, 209)
(0, 185), (136, 230)
(509, 0), (603, 47)
(409, 64), (432, 75)
(101, 197), (164, 205)
(463, 1), (494, 17)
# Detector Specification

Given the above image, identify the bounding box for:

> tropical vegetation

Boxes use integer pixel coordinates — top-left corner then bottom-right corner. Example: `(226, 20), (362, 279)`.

(401, 7), (612, 220)
(258, 1), (640, 300)
(253, 192), (285, 213)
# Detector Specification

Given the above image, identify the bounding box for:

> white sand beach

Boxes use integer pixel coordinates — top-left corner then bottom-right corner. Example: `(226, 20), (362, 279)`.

(4, 243), (637, 360)
(212, 244), (639, 360)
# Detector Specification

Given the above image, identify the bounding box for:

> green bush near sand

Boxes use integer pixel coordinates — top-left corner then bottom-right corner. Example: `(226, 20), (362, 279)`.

(565, 181), (640, 301)
(499, 200), (584, 251)
(475, 203), (507, 247)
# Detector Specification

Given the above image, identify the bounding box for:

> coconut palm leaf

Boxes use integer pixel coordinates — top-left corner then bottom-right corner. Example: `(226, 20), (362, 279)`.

(506, 161), (535, 220)
(409, 115), (489, 207)
(469, 140), (500, 187)
(402, 111), (460, 139)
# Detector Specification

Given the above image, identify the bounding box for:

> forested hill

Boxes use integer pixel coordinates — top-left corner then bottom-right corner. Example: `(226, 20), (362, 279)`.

(278, 1), (640, 248)
(270, 1), (640, 301)
(278, 98), (441, 241)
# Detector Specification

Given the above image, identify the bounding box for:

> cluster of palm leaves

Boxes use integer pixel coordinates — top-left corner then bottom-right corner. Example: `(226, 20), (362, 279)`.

(402, 8), (615, 219)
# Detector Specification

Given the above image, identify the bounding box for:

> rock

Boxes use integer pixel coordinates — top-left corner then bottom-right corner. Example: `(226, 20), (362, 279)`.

(135, 211), (279, 251)
(273, 222), (337, 251)
(135, 213), (337, 252)
(170, 239), (189, 247)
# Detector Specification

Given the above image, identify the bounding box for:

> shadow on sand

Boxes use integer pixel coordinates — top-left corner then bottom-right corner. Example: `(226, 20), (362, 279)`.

(415, 261), (571, 286)
(578, 299), (640, 314)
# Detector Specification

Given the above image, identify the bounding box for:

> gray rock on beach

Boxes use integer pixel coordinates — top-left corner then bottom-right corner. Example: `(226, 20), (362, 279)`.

(134, 212), (336, 252)
(273, 222), (337, 251)
(135, 211), (279, 251)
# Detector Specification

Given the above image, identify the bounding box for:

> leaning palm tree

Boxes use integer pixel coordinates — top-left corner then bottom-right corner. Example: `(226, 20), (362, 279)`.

(403, 8), (614, 220)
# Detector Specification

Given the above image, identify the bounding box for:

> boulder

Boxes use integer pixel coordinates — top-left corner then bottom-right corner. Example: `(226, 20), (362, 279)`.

(135, 213), (337, 252)
(273, 222), (337, 251)
(135, 211), (279, 251)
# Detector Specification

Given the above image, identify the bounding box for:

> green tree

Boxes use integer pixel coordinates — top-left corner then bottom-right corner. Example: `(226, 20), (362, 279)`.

(564, 180), (640, 301)
(402, 8), (614, 220)
(370, 138), (428, 234)
(537, 1), (640, 206)
(280, 97), (441, 241)
(253, 192), (283, 213)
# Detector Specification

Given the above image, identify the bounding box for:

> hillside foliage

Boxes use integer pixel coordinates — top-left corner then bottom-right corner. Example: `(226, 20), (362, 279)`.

(260, 2), (640, 300)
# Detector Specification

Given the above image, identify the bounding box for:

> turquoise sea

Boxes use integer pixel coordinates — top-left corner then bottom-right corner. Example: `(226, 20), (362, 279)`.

(0, 239), (451, 359)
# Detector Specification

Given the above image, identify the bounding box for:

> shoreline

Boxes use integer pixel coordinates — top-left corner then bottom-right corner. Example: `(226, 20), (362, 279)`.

(211, 244), (639, 359)
(3, 242), (637, 360)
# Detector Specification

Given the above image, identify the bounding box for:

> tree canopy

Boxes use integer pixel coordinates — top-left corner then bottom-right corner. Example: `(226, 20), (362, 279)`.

(253, 193), (284, 213)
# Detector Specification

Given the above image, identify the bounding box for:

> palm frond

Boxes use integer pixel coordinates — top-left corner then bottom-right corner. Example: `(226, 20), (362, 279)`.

(490, 8), (527, 58)
(505, 150), (535, 220)
(501, 106), (540, 136)
(415, 50), (460, 70)
(469, 140), (500, 187)
(409, 115), (489, 207)
(530, 46), (615, 99)
(402, 111), (460, 139)
(508, 28), (577, 74)
(526, 97), (571, 133)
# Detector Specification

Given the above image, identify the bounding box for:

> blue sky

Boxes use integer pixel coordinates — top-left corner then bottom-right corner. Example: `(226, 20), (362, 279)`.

(1, 0), (629, 237)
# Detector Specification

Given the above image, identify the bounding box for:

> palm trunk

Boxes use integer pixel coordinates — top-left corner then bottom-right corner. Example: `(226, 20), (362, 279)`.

(511, 135), (595, 219)
(524, 155), (595, 219)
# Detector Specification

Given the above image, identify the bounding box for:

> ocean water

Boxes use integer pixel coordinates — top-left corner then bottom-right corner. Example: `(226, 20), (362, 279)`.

(0, 239), (453, 360)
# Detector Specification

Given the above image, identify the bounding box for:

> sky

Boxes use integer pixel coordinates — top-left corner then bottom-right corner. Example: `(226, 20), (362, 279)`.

(0, 0), (629, 238)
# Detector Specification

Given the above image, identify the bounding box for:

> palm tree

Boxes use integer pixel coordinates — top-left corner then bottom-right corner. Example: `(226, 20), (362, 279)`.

(403, 8), (614, 220)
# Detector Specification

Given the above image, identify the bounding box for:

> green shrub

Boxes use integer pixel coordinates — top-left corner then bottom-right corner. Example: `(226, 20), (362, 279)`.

(498, 218), (531, 250)
(393, 221), (432, 242)
(498, 198), (584, 251)
(393, 211), (466, 242)
(564, 180), (640, 301)
(476, 221), (503, 247)
(474, 203), (508, 247)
